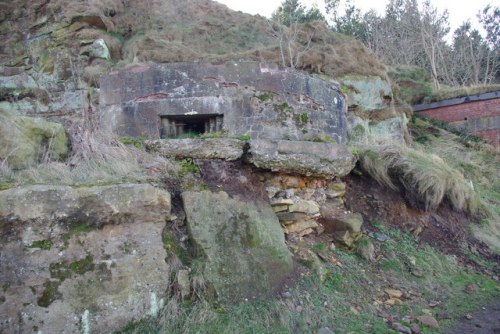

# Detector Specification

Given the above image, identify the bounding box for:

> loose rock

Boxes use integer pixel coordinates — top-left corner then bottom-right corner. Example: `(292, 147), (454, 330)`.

(416, 315), (439, 328)
(391, 322), (412, 334)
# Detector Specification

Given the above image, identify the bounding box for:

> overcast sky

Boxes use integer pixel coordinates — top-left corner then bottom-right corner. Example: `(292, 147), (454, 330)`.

(215, 0), (495, 36)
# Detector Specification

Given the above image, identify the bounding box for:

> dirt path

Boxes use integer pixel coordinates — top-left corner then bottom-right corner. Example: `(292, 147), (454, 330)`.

(444, 302), (500, 334)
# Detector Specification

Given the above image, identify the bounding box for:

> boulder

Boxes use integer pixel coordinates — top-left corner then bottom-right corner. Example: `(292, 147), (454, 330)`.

(0, 184), (172, 334)
(182, 191), (293, 303)
(320, 209), (363, 247)
(248, 140), (356, 178)
(0, 109), (69, 169)
(146, 138), (245, 161)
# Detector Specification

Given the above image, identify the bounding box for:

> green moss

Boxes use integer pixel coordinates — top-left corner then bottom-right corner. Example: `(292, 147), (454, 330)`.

(255, 91), (275, 102)
(28, 239), (53, 250)
(69, 255), (95, 275)
(2, 282), (11, 293)
(120, 136), (147, 148)
(37, 280), (61, 308)
(351, 146), (359, 158)
(309, 136), (336, 143)
(62, 223), (94, 249)
(178, 158), (200, 175)
(274, 102), (293, 113)
(299, 112), (309, 124)
(312, 242), (326, 252)
(239, 134), (250, 141)
(0, 182), (14, 191)
(199, 184), (210, 191)
(49, 255), (95, 281)
(200, 132), (225, 139)
(162, 228), (191, 264)
(49, 262), (72, 281)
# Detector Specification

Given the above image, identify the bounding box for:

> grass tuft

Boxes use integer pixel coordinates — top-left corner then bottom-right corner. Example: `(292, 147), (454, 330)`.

(359, 145), (477, 212)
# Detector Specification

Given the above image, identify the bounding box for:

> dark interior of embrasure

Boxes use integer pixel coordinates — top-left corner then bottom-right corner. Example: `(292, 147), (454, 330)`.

(160, 114), (223, 138)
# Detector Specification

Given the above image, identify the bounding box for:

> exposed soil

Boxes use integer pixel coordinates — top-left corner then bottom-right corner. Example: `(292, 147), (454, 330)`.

(344, 171), (500, 276)
(444, 301), (500, 334)
(199, 159), (269, 203)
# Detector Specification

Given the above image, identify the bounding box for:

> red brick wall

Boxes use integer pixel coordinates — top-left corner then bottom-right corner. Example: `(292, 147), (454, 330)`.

(417, 98), (500, 145)
(472, 129), (500, 146)
(417, 98), (500, 122)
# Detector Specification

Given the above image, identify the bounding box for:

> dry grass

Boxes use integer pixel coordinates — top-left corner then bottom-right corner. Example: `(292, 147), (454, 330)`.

(32, 0), (387, 79)
(423, 84), (500, 104)
(0, 104), (177, 187)
(409, 116), (500, 251)
(359, 145), (478, 212)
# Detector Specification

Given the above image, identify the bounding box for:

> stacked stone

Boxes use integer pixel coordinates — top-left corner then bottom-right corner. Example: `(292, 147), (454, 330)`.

(264, 174), (347, 237)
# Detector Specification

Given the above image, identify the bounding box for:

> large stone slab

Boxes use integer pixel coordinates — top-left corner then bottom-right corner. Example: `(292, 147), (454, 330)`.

(247, 140), (356, 178)
(0, 184), (171, 333)
(146, 138), (245, 160)
(182, 191), (293, 303)
(0, 184), (171, 225)
(100, 62), (347, 143)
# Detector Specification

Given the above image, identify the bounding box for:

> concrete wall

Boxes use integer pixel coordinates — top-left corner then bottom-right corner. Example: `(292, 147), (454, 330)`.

(414, 94), (500, 145)
(99, 62), (348, 143)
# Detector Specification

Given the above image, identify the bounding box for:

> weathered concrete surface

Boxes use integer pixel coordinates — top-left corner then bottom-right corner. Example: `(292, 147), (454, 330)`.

(0, 184), (171, 333)
(0, 108), (69, 169)
(247, 140), (356, 178)
(146, 138), (246, 160)
(182, 191), (293, 303)
(100, 62), (347, 143)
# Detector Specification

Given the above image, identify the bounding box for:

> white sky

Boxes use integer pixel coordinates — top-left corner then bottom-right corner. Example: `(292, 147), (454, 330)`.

(215, 0), (495, 37)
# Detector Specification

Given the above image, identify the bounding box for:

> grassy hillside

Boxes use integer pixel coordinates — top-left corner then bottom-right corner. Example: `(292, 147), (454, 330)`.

(0, 0), (387, 87)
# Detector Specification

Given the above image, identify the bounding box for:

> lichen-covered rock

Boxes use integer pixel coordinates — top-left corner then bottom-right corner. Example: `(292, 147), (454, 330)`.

(248, 139), (356, 178)
(146, 138), (245, 161)
(347, 114), (408, 145)
(0, 109), (69, 169)
(182, 191), (293, 303)
(341, 75), (409, 145)
(342, 75), (393, 112)
(0, 184), (171, 225)
(0, 184), (172, 333)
